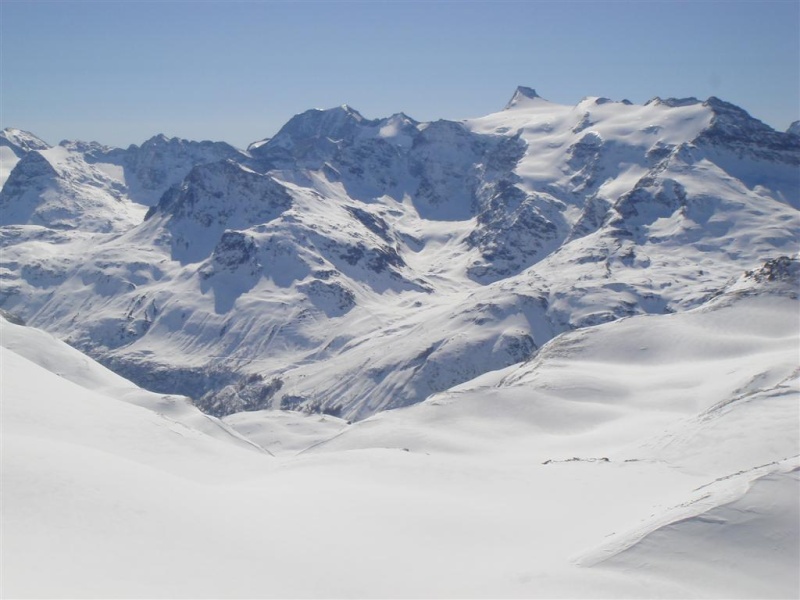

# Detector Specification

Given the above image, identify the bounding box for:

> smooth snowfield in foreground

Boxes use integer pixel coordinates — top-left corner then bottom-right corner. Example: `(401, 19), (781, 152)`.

(2, 273), (798, 599)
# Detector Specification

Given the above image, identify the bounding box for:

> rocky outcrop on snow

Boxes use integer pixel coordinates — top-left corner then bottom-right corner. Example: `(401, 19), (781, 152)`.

(146, 160), (293, 263)
(0, 128), (50, 154)
(504, 85), (543, 110)
(1, 128), (51, 189)
(119, 135), (245, 206)
(695, 97), (800, 164)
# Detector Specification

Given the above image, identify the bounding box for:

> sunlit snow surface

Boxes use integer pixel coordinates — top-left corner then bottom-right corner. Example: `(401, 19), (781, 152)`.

(1, 91), (799, 597)
(1, 92), (797, 420)
(2, 265), (798, 598)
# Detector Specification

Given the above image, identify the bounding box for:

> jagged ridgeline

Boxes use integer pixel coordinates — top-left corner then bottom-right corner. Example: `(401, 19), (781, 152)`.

(1, 88), (798, 419)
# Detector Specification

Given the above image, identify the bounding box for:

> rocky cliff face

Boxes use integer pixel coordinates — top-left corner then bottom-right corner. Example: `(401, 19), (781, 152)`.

(119, 135), (245, 206)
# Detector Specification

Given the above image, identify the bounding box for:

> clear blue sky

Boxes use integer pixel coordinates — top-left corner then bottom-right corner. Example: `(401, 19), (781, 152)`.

(2, 1), (798, 149)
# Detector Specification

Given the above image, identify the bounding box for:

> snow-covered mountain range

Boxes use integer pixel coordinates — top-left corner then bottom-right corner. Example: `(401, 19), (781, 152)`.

(1, 87), (798, 598)
(1, 88), (797, 420)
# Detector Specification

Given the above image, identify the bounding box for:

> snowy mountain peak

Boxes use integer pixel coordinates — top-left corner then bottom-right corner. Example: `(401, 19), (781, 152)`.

(2, 148), (58, 180)
(645, 96), (702, 108)
(0, 145), (146, 232)
(504, 86), (543, 109)
(0, 128), (50, 153)
(693, 96), (799, 165)
(263, 105), (368, 145)
(703, 95), (758, 118)
(249, 104), (380, 167)
(389, 111), (415, 122)
(1, 129), (52, 188)
(700, 96), (783, 135)
(578, 96), (614, 106)
(140, 133), (188, 148)
(130, 133), (239, 152)
(58, 139), (115, 154)
(339, 104), (363, 118)
(786, 120), (800, 137)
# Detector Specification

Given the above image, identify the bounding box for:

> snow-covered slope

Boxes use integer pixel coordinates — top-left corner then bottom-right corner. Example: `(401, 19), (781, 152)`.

(0, 89), (798, 421)
(300, 260), (800, 596)
(2, 258), (797, 598)
(0, 128), (51, 189)
(596, 467), (799, 598)
(0, 144), (145, 231)
(311, 257), (799, 461)
(105, 134), (246, 206)
(0, 315), (265, 452)
(0, 134), (244, 232)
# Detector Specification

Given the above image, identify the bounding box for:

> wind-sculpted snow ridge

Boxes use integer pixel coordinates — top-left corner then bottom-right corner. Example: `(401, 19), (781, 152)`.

(0, 88), (798, 420)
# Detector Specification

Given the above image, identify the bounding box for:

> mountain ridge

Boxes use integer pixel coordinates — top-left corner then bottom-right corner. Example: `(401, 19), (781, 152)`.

(0, 88), (797, 419)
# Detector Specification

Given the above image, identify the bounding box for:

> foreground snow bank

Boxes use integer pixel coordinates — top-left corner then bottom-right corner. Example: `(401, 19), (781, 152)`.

(2, 269), (798, 599)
